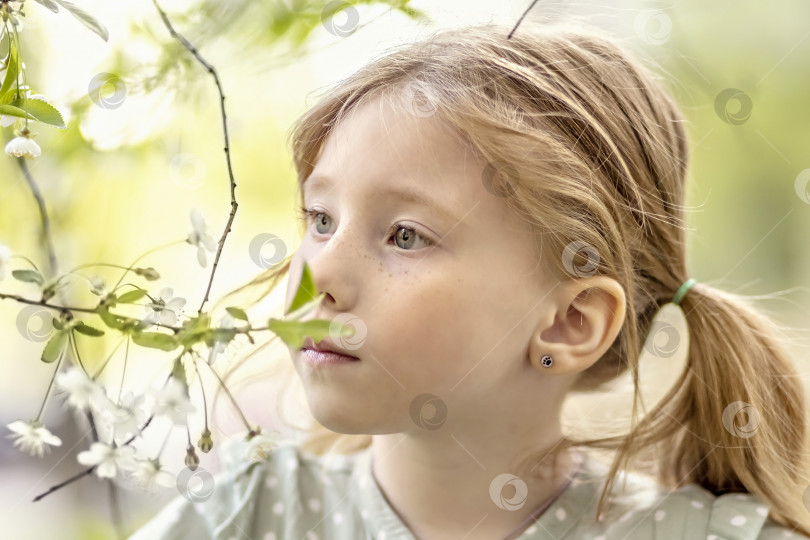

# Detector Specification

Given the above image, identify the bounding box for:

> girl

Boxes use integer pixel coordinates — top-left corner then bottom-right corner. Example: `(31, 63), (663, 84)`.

(129, 21), (810, 540)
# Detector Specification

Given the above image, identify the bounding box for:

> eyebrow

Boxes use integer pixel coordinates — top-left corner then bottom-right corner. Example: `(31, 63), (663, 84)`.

(301, 174), (463, 224)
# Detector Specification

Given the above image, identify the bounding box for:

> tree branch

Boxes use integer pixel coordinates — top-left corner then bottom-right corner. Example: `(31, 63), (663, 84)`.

(32, 413), (156, 502)
(0, 292), (190, 333)
(151, 0), (240, 316)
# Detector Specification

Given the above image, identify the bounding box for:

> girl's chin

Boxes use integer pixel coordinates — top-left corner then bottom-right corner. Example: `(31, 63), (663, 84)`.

(305, 396), (387, 436)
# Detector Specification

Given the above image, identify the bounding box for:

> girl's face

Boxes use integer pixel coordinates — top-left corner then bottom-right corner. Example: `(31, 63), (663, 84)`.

(285, 95), (559, 436)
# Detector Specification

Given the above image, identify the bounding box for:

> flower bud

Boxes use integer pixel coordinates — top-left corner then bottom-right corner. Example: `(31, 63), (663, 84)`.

(41, 286), (56, 302)
(184, 444), (199, 471)
(198, 429), (213, 453)
(135, 267), (160, 281)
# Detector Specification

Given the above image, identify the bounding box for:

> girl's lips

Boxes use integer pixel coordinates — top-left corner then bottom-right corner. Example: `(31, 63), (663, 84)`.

(301, 337), (359, 359)
(302, 349), (361, 366)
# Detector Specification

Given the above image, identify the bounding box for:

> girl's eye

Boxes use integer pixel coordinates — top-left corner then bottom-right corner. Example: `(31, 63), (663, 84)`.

(297, 205), (436, 251)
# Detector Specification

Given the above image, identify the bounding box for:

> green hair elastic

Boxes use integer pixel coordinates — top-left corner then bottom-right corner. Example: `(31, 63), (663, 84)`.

(672, 278), (697, 306)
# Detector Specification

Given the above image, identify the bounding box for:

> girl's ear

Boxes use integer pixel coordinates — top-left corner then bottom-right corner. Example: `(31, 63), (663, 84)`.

(528, 276), (626, 375)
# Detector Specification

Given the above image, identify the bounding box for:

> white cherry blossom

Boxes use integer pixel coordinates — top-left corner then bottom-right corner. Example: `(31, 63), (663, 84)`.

(55, 367), (105, 413)
(77, 441), (136, 479)
(124, 458), (175, 493)
(145, 377), (196, 425)
(6, 420), (62, 457)
(5, 134), (41, 159)
(143, 287), (186, 326)
(208, 312), (236, 364)
(94, 391), (147, 439)
(187, 206), (217, 267)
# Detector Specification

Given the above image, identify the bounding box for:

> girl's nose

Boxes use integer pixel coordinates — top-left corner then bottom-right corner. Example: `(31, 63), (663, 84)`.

(301, 226), (361, 312)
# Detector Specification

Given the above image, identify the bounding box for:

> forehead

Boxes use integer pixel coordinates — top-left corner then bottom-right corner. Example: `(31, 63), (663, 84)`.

(305, 95), (477, 200)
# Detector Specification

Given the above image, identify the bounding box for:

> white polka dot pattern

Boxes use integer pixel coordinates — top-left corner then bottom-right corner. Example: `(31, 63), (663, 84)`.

(125, 435), (810, 540)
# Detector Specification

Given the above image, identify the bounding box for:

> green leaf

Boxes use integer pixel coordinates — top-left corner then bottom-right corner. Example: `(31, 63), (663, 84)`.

(266, 318), (355, 350)
(97, 306), (124, 330)
(131, 331), (178, 352)
(0, 104), (36, 121)
(175, 314), (210, 348)
(285, 261), (321, 316)
(12, 269), (44, 285)
(74, 322), (105, 337)
(117, 289), (147, 304)
(284, 292), (325, 322)
(205, 328), (237, 347)
(96, 305), (143, 333)
(53, 0), (109, 42)
(9, 98), (67, 129)
(262, 0), (429, 49)
(225, 306), (249, 322)
(0, 37), (19, 103)
(41, 331), (67, 363)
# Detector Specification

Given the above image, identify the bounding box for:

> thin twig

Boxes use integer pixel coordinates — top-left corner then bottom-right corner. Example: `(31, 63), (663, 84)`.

(151, 0), (240, 315)
(508, 0), (541, 40)
(32, 463), (98, 502)
(16, 157), (59, 278)
(197, 352), (252, 431)
(32, 413), (157, 502)
(0, 292), (97, 314)
(0, 292), (185, 332)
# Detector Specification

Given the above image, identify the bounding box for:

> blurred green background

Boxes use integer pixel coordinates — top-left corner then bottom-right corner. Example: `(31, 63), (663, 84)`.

(1, 0), (808, 538)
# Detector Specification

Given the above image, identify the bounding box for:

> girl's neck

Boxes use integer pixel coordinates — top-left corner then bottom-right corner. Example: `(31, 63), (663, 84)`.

(369, 433), (581, 540)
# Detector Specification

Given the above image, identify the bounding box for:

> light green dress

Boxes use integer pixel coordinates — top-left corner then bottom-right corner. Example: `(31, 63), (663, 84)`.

(128, 432), (808, 539)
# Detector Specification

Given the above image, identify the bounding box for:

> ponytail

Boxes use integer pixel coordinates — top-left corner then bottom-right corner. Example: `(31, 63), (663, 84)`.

(599, 282), (810, 534)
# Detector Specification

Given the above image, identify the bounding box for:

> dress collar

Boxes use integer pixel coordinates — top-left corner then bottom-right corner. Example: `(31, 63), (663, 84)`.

(348, 447), (604, 540)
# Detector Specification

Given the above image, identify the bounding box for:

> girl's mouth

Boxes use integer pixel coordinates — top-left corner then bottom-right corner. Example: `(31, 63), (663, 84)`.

(302, 349), (361, 366)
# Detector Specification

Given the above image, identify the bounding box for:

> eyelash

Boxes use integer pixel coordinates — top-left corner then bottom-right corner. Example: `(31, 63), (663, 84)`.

(297, 205), (436, 248)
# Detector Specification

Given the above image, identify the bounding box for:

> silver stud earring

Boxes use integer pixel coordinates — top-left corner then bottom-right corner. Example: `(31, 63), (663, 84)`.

(540, 354), (553, 368)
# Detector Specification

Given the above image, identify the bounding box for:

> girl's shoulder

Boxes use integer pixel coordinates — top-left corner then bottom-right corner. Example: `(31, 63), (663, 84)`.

(554, 452), (809, 540)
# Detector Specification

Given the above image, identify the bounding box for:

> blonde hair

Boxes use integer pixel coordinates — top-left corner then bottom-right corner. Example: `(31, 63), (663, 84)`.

(227, 22), (810, 532)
